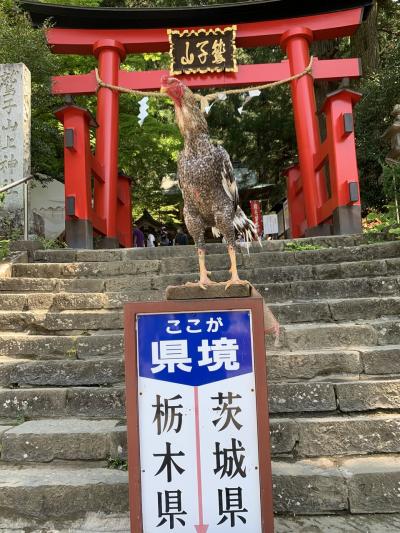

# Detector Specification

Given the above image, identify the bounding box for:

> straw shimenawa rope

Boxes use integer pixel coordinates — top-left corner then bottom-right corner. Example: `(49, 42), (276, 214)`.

(94, 56), (314, 112)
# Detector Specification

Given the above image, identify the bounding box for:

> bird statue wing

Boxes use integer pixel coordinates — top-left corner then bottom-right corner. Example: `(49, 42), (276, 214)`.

(217, 146), (239, 210)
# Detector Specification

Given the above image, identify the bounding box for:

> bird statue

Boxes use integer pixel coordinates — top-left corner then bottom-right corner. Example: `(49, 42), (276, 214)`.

(160, 76), (259, 290)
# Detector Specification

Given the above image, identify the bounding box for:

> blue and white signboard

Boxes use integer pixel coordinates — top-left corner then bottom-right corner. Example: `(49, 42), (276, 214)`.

(136, 310), (262, 532)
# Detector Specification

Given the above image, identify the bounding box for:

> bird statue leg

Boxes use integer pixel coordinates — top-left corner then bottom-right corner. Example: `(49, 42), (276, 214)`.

(186, 249), (217, 290)
(225, 244), (250, 290)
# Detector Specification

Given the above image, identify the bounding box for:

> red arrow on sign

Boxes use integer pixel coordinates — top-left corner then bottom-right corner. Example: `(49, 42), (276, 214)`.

(195, 525), (209, 533)
(194, 386), (209, 533)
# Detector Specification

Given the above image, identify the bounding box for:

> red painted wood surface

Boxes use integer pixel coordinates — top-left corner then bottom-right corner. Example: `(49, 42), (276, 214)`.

(54, 106), (93, 223)
(93, 40), (125, 241)
(46, 8), (363, 54)
(51, 58), (362, 95)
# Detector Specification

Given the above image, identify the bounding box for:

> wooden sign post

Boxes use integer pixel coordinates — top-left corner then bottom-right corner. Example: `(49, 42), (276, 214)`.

(124, 295), (274, 532)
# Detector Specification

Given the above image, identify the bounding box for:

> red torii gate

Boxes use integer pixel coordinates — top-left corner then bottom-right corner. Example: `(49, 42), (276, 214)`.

(22, 0), (372, 248)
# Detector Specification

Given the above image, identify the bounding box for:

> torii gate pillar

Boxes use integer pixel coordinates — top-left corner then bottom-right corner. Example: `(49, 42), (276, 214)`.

(281, 27), (323, 230)
(94, 40), (126, 248)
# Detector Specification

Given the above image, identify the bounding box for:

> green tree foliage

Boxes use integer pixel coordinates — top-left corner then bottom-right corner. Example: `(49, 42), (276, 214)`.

(0, 0), (64, 176)
(354, 0), (400, 210)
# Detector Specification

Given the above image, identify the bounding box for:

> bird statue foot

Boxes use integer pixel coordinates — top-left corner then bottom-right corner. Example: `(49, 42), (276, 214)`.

(186, 273), (217, 291)
(225, 277), (250, 291)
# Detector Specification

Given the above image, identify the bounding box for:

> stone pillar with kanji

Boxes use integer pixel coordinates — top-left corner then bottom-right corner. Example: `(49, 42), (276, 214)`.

(0, 63), (31, 235)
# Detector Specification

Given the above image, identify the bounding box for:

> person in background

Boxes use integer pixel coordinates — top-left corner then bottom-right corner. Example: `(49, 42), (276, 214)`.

(160, 226), (171, 246)
(133, 224), (145, 248)
(175, 226), (188, 245)
(147, 231), (156, 247)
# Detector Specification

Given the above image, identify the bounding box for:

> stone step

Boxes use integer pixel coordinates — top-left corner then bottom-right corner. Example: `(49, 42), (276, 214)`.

(0, 379), (399, 419)
(0, 277), (106, 293)
(0, 386), (125, 419)
(257, 275), (400, 303)
(268, 345), (400, 381)
(0, 358), (124, 387)
(0, 333), (123, 359)
(276, 514), (400, 533)
(0, 455), (399, 521)
(270, 296), (400, 324)
(4, 413), (400, 464)
(1, 419), (125, 463)
(5, 512), (400, 532)
(2, 276), (400, 311)
(273, 455), (400, 514)
(3, 261), (400, 296)
(32, 236), (399, 262)
(0, 464), (128, 522)
(32, 234), (383, 263)
(272, 413), (400, 458)
(12, 243), (400, 279)
(277, 318), (400, 350)
(0, 317), (398, 357)
(0, 317), (398, 353)
(2, 342), (399, 384)
(1, 298), (400, 334)
(1, 344), (399, 389)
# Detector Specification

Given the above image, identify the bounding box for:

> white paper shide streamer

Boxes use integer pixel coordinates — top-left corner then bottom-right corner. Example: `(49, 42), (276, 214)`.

(138, 97), (149, 126)
(238, 89), (261, 114)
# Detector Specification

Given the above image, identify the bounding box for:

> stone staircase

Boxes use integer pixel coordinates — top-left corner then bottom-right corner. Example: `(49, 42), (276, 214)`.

(1, 234), (400, 531)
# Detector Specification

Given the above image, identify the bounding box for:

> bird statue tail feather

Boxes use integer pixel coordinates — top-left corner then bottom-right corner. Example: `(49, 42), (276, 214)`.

(212, 207), (261, 254)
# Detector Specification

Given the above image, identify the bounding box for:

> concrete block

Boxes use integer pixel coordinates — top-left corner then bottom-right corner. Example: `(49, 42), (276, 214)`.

(275, 513), (400, 531)
(0, 388), (67, 418)
(343, 456), (400, 513)
(362, 346), (400, 375)
(341, 259), (387, 278)
(0, 311), (36, 332)
(76, 250), (123, 262)
(0, 294), (26, 311)
(25, 294), (55, 310)
(375, 319), (400, 345)
(267, 350), (362, 381)
(255, 283), (294, 303)
(0, 334), (76, 358)
(39, 311), (123, 331)
(0, 466), (128, 519)
(34, 250), (77, 263)
(0, 278), (57, 292)
(12, 263), (63, 278)
(386, 257), (400, 274)
(52, 293), (105, 311)
(252, 265), (314, 284)
(283, 323), (378, 351)
(269, 301), (331, 324)
(269, 382), (336, 413)
(1, 419), (124, 462)
(58, 279), (105, 293)
(66, 387), (125, 418)
(297, 414), (400, 457)
(272, 458), (348, 513)
(7, 359), (124, 387)
(105, 276), (154, 292)
(165, 283), (250, 300)
(270, 419), (298, 455)
(329, 297), (386, 321)
(105, 290), (164, 307)
(336, 380), (400, 412)
(76, 334), (123, 358)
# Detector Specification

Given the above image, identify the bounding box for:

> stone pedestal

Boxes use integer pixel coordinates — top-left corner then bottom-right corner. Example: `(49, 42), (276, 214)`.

(165, 283), (279, 337)
(165, 283), (251, 300)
